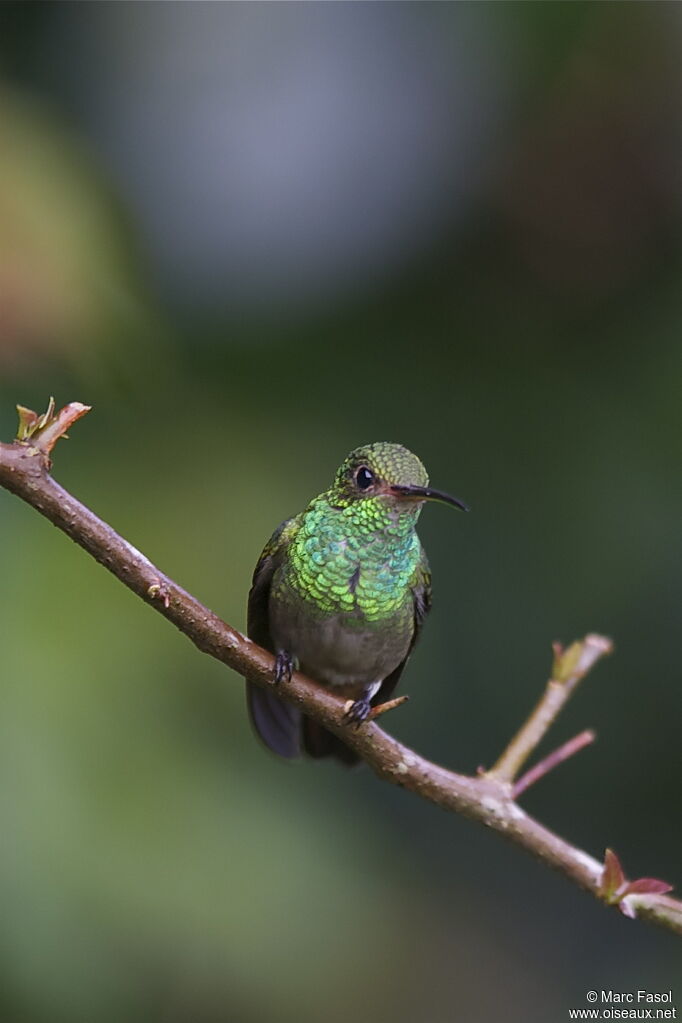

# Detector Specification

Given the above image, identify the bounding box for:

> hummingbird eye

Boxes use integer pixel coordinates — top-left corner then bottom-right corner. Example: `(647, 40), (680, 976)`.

(355, 466), (375, 490)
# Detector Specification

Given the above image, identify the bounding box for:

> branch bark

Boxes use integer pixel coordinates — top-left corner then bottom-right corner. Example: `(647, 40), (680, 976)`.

(0, 403), (680, 938)
(489, 636), (611, 783)
(512, 729), (596, 798)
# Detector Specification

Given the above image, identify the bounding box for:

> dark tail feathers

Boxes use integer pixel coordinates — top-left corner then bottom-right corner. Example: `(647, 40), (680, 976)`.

(246, 683), (359, 766)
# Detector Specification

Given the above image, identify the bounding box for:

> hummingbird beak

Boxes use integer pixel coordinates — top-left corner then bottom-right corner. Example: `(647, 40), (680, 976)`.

(389, 484), (469, 512)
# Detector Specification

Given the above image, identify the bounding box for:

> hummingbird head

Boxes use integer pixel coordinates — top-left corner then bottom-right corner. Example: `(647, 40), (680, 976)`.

(330, 442), (468, 514)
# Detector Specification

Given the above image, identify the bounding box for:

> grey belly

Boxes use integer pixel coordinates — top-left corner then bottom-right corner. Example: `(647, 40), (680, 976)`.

(269, 596), (411, 689)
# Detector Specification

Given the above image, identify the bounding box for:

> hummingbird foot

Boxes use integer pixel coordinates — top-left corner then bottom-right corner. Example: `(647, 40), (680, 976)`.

(343, 696), (373, 729)
(274, 649), (296, 685)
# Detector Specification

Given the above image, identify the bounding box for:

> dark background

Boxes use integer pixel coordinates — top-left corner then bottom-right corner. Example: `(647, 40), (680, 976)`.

(0, 4), (680, 1021)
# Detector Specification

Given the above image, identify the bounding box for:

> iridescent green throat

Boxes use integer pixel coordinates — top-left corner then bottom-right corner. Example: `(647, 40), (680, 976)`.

(283, 494), (422, 623)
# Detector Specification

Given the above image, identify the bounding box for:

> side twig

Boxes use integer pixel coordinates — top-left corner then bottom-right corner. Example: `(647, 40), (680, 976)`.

(488, 636), (612, 784)
(0, 401), (680, 939)
(512, 729), (596, 798)
(368, 695), (410, 721)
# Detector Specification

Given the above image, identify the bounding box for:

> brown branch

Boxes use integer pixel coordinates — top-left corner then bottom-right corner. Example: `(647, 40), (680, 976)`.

(15, 397), (91, 454)
(488, 635), (612, 783)
(512, 729), (596, 798)
(0, 403), (680, 938)
(368, 694), (409, 721)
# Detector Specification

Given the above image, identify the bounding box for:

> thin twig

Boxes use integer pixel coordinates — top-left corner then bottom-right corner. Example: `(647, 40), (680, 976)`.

(368, 695), (410, 721)
(488, 636), (612, 784)
(35, 402), (92, 454)
(512, 729), (596, 798)
(15, 397), (91, 455)
(0, 404), (680, 938)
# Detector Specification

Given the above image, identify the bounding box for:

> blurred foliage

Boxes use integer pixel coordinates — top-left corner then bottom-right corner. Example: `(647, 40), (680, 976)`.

(0, 4), (681, 1022)
(0, 87), (160, 386)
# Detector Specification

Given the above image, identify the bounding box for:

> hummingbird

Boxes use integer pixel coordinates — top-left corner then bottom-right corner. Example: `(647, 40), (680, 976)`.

(245, 442), (468, 765)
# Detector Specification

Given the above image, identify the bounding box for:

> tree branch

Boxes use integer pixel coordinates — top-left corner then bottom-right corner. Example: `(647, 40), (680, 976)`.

(511, 729), (596, 798)
(489, 636), (612, 783)
(0, 401), (680, 938)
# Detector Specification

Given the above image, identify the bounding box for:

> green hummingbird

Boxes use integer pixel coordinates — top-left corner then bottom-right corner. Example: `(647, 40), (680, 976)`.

(245, 442), (468, 765)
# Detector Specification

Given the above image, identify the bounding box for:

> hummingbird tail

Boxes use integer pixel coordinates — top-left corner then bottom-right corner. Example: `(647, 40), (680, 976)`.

(302, 717), (360, 767)
(245, 682), (359, 765)
(246, 682), (302, 759)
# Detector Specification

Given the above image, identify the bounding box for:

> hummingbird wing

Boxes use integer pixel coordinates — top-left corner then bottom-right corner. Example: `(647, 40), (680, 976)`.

(372, 549), (432, 707)
(246, 517), (303, 759)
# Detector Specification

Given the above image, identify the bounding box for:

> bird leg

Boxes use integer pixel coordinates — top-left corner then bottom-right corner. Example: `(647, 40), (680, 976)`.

(274, 650), (296, 685)
(343, 684), (380, 728)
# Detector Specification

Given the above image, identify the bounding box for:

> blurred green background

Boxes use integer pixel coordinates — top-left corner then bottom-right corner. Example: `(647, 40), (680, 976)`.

(1, 3), (681, 1021)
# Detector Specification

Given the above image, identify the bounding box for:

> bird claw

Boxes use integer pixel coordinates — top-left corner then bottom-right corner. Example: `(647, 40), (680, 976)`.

(343, 697), (372, 728)
(274, 650), (296, 685)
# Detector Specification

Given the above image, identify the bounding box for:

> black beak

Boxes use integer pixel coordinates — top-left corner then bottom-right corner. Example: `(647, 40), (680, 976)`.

(390, 484), (469, 512)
